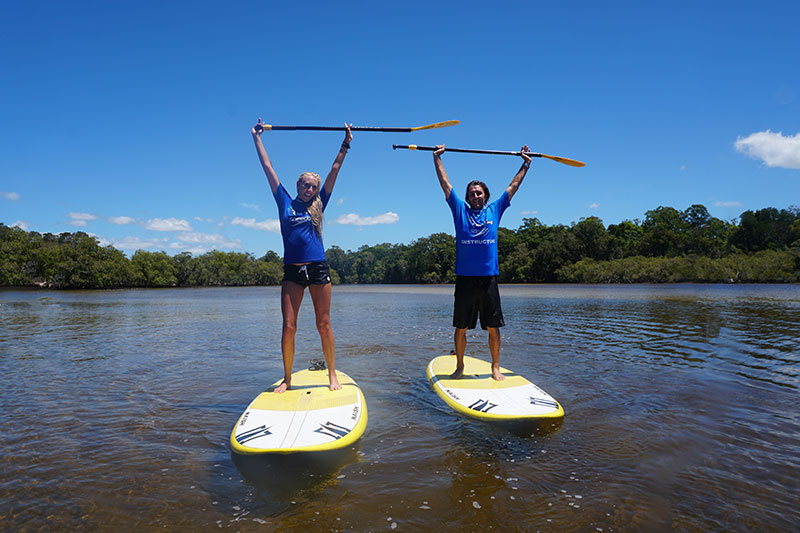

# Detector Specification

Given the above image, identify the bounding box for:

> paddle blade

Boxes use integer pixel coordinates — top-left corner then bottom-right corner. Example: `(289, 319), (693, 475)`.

(410, 120), (460, 131)
(537, 153), (586, 167)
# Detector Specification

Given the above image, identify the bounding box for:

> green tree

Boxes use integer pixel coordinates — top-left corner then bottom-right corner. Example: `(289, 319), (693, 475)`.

(131, 251), (178, 287)
(731, 207), (800, 252)
(682, 204), (734, 258)
(406, 233), (456, 283)
(607, 220), (643, 259)
(571, 216), (609, 260)
(640, 206), (686, 257)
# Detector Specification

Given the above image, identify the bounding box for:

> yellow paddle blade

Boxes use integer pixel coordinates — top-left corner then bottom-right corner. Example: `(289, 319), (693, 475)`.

(410, 120), (460, 131)
(540, 153), (586, 167)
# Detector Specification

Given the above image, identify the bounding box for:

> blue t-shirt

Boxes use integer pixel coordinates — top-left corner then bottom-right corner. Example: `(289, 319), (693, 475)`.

(273, 183), (331, 264)
(447, 189), (510, 276)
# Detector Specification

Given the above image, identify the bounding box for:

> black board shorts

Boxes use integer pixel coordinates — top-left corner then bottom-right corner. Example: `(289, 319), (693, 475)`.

(453, 275), (504, 330)
(283, 261), (332, 287)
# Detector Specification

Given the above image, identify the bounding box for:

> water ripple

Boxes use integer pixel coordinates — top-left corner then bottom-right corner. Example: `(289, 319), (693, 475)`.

(1, 285), (798, 530)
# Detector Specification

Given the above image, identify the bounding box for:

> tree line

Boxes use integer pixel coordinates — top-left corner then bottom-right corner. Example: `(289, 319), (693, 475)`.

(0, 227), (284, 289)
(2, 204), (799, 289)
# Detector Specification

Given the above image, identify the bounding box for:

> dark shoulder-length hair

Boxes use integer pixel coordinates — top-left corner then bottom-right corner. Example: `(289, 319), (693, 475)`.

(465, 180), (490, 202)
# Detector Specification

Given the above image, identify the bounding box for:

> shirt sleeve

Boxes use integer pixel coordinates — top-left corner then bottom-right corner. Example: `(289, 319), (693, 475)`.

(273, 183), (291, 210)
(320, 186), (331, 210)
(495, 191), (511, 219)
(447, 189), (463, 218)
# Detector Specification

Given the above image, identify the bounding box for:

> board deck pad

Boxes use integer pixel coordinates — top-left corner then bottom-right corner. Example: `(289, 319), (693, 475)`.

(231, 369), (367, 454)
(427, 354), (564, 421)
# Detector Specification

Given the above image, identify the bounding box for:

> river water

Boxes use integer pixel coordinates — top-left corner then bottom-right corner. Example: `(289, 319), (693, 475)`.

(1, 284), (798, 531)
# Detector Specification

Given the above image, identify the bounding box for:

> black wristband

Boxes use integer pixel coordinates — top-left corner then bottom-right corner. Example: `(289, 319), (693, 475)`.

(341, 141), (351, 150)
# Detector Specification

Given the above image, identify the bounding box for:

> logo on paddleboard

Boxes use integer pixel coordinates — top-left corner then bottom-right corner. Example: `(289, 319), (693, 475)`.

(468, 399), (498, 413)
(235, 424), (272, 445)
(314, 421), (351, 440)
(529, 397), (559, 409)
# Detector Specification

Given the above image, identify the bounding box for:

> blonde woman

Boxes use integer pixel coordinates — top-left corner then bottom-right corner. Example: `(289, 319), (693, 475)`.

(251, 119), (352, 393)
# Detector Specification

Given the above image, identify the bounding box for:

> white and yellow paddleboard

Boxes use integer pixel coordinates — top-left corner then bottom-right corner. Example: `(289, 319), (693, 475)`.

(230, 369), (367, 455)
(427, 354), (564, 422)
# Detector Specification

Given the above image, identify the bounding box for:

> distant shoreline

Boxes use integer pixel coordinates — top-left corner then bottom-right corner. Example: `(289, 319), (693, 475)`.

(3, 204), (799, 288)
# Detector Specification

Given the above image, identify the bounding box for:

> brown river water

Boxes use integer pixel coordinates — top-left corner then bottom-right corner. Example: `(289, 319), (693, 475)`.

(1, 284), (798, 531)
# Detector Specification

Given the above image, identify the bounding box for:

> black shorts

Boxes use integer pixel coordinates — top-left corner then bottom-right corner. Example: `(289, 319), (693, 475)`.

(283, 261), (332, 287)
(453, 275), (504, 330)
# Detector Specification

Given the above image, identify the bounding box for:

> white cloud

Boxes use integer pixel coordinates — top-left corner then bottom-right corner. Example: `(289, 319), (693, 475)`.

(68, 212), (97, 221)
(145, 217), (193, 232)
(230, 216), (280, 233)
(2, 192), (20, 200)
(332, 212), (400, 226)
(169, 244), (215, 255)
(107, 216), (137, 225)
(111, 236), (169, 251)
(68, 212), (98, 227)
(168, 232), (243, 254)
(240, 202), (260, 211)
(589, 203), (600, 209)
(12, 220), (30, 230)
(521, 210), (538, 216)
(174, 232), (243, 248)
(734, 130), (800, 169)
(714, 201), (743, 208)
(336, 197), (346, 206)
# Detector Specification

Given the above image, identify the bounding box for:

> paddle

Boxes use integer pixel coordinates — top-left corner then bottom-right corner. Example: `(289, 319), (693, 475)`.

(392, 144), (586, 167)
(254, 120), (459, 134)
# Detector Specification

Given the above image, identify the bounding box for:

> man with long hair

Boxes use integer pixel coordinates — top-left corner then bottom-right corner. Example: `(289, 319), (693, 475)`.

(433, 144), (532, 380)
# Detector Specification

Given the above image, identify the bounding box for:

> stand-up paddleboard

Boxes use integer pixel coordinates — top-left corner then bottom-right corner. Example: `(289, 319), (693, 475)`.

(231, 369), (367, 455)
(427, 354), (564, 422)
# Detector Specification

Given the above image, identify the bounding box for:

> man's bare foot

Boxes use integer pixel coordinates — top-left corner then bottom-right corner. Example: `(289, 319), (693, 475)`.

(329, 372), (342, 391)
(449, 366), (464, 379)
(274, 380), (291, 393)
(491, 366), (506, 381)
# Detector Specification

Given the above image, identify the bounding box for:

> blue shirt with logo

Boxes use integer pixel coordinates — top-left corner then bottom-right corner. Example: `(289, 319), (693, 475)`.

(273, 183), (331, 264)
(446, 189), (510, 276)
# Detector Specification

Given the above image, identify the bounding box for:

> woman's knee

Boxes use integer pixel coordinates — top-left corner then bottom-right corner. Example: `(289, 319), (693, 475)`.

(315, 315), (332, 333)
(282, 320), (298, 336)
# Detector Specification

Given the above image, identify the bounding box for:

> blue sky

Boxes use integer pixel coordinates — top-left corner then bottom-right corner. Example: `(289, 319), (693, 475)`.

(2, 1), (799, 257)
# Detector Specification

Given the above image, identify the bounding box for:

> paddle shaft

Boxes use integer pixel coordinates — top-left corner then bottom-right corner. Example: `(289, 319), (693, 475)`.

(394, 144), (525, 156)
(254, 120), (459, 134)
(392, 144), (586, 167)
(263, 125), (411, 132)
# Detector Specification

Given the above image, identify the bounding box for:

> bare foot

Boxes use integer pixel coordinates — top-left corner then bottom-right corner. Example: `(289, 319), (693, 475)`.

(491, 366), (506, 381)
(329, 372), (342, 391)
(449, 366), (464, 379)
(274, 380), (291, 393)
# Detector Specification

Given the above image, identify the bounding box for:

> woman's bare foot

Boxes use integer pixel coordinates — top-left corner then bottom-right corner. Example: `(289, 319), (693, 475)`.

(449, 366), (464, 379)
(275, 380), (291, 393)
(329, 372), (342, 391)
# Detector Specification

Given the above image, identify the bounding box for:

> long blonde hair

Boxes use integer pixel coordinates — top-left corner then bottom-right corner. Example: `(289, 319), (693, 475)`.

(297, 172), (324, 238)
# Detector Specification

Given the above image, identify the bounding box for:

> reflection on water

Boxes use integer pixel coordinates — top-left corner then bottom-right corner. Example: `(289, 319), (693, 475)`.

(1, 284), (799, 530)
(231, 447), (361, 516)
